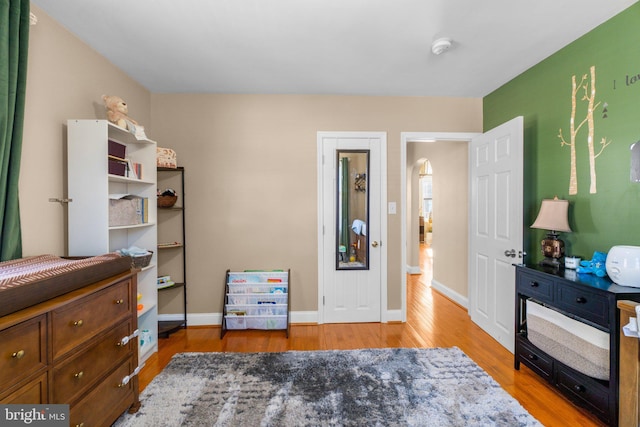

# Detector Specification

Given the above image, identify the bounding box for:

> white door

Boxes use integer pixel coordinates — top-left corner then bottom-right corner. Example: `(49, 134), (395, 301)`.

(469, 117), (523, 353)
(318, 132), (386, 323)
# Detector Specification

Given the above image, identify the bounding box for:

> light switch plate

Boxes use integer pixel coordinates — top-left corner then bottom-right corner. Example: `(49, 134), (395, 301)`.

(388, 202), (397, 214)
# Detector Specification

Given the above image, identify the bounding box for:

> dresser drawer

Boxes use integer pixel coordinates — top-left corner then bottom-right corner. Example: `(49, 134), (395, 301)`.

(53, 320), (133, 404)
(0, 315), (47, 390)
(0, 372), (48, 404)
(556, 285), (608, 327)
(51, 278), (132, 360)
(70, 358), (137, 427)
(517, 271), (554, 302)
(517, 338), (553, 381)
(556, 363), (609, 420)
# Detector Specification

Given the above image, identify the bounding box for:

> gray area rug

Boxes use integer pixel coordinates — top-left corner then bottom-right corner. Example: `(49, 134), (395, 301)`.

(113, 347), (541, 426)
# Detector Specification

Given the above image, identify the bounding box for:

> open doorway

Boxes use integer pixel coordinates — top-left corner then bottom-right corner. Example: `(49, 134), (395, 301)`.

(419, 159), (433, 248)
(418, 159), (434, 287)
(400, 134), (475, 322)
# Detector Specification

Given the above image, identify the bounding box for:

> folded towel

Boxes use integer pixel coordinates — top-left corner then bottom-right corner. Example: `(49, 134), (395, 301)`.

(351, 219), (367, 236)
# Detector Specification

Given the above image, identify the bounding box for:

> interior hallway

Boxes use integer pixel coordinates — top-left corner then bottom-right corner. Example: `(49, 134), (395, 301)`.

(138, 244), (603, 427)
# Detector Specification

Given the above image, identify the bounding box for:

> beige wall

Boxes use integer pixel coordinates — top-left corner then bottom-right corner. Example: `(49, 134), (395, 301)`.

(407, 141), (469, 299)
(21, 6), (151, 256)
(150, 95), (481, 315)
(21, 7), (482, 319)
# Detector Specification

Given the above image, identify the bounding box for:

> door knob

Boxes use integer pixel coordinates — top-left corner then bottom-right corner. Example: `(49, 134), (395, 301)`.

(372, 241), (379, 248)
(504, 249), (516, 258)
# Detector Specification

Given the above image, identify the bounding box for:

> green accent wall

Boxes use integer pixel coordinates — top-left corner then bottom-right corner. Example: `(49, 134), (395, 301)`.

(484, 3), (640, 264)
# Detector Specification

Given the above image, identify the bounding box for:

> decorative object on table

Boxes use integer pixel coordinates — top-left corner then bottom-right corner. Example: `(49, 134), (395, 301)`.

(112, 347), (541, 427)
(576, 251), (608, 277)
(157, 188), (178, 208)
(606, 245), (640, 287)
(102, 94), (147, 139)
(564, 256), (581, 269)
(156, 147), (177, 168)
(117, 246), (153, 269)
(530, 196), (572, 267)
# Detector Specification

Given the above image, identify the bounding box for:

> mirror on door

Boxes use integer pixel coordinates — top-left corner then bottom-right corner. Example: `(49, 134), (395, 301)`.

(336, 150), (369, 270)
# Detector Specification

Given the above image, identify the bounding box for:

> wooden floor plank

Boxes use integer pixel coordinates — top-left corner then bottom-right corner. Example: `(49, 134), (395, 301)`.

(140, 245), (605, 427)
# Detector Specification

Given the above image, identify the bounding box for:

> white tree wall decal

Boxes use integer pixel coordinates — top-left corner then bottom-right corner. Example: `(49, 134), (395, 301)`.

(558, 65), (612, 194)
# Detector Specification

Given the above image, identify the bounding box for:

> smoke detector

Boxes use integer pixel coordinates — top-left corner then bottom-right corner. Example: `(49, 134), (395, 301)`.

(431, 38), (452, 55)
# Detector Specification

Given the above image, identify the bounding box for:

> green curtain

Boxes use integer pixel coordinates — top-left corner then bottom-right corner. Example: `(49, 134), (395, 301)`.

(0, 0), (29, 261)
(340, 157), (350, 250)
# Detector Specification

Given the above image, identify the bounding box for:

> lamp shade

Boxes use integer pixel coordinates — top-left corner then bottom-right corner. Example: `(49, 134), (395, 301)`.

(530, 198), (572, 233)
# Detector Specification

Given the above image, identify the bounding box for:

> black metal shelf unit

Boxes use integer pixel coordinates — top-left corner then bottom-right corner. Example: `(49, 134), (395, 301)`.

(157, 166), (187, 338)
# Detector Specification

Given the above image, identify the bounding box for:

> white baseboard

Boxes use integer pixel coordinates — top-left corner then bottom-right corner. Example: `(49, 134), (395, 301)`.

(290, 311), (319, 324)
(406, 265), (421, 275)
(160, 309), (404, 326)
(385, 309), (403, 322)
(430, 279), (468, 309)
(158, 312), (220, 326)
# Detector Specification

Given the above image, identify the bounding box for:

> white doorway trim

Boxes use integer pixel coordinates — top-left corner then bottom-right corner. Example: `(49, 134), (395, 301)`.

(400, 132), (479, 322)
(317, 131), (388, 324)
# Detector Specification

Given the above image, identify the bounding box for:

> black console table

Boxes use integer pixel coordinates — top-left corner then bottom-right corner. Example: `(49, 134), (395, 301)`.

(515, 264), (640, 426)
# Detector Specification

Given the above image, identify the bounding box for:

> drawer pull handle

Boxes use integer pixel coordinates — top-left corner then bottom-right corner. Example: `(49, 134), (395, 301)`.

(574, 384), (585, 393)
(115, 299), (124, 305)
(74, 371), (84, 379)
(72, 320), (84, 327)
(529, 281), (539, 287)
(575, 297), (587, 304)
(527, 354), (538, 361)
(76, 423), (85, 427)
(11, 350), (25, 359)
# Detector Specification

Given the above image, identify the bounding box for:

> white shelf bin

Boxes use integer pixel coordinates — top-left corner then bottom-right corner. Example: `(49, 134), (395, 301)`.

(226, 294), (288, 305)
(224, 315), (287, 330)
(225, 316), (247, 330)
(226, 304), (288, 316)
(227, 271), (288, 285)
(227, 284), (288, 294)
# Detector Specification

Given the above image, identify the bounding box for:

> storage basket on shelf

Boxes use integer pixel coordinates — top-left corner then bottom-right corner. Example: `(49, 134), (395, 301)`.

(157, 195), (177, 208)
(157, 147), (177, 168)
(131, 251), (153, 269)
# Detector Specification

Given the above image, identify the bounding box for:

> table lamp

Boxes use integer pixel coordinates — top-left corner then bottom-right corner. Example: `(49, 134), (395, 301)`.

(530, 197), (572, 267)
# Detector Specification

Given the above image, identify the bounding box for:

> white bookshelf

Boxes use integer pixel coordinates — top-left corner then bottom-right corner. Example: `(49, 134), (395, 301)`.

(67, 119), (158, 364)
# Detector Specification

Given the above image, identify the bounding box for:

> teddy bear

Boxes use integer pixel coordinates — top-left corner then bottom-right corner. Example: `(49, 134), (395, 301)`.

(102, 94), (139, 130)
(576, 251), (608, 277)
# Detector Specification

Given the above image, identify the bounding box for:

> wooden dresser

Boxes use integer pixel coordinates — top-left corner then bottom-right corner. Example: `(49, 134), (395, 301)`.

(0, 270), (141, 426)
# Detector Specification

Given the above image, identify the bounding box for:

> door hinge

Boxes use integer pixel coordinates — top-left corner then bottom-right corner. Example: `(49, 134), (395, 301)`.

(323, 296), (325, 306)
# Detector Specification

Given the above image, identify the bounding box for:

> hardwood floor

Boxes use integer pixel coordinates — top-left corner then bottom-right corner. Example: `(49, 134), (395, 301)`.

(139, 245), (605, 427)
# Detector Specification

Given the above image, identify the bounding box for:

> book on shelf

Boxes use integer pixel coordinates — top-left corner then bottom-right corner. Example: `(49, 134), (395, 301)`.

(158, 242), (182, 249)
(157, 275), (175, 289)
(125, 159), (137, 179)
(142, 197), (149, 223)
(132, 162), (142, 179)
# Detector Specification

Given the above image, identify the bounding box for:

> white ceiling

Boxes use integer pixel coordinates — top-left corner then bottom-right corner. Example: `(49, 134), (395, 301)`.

(32, 0), (637, 97)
